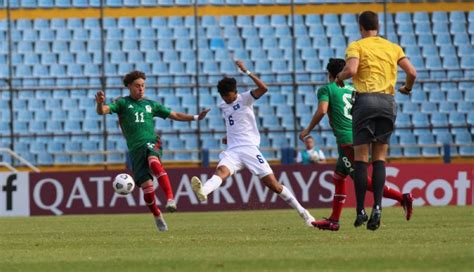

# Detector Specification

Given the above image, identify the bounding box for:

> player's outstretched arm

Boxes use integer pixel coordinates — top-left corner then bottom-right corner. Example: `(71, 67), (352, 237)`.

(168, 108), (210, 121)
(398, 58), (417, 95)
(95, 91), (111, 115)
(299, 102), (328, 142)
(335, 58), (359, 87)
(236, 60), (268, 99)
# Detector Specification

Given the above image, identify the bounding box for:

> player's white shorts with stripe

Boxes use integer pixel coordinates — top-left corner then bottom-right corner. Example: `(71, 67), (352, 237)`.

(217, 145), (273, 178)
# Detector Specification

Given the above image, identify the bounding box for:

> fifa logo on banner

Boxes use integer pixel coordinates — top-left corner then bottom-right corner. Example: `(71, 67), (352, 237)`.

(0, 172), (30, 217)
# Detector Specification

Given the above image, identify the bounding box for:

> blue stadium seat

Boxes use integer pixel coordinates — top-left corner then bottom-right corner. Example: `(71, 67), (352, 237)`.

(449, 112), (466, 126)
(428, 91), (445, 103)
(414, 22), (431, 34)
(435, 33), (452, 46)
(432, 11), (448, 23)
(431, 112), (449, 127)
(446, 90), (463, 102)
(455, 131), (472, 145)
(420, 101), (437, 113)
(435, 131), (452, 145)
(412, 112), (429, 127)
(458, 102), (472, 114)
(449, 11), (466, 24)
(400, 133), (421, 157)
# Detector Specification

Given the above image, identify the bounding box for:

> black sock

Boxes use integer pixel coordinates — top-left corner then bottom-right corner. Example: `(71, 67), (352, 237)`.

(354, 161), (368, 214)
(372, 160), (386, 209)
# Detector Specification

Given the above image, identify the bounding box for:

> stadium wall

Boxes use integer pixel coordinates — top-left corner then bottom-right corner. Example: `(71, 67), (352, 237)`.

(0, 2), (472, 20)
(1, 1), (474, 20)
(1, 163), (472, 216)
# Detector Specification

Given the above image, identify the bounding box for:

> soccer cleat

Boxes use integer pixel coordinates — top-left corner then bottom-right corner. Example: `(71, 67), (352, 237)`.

(300, 209), (316, 227)
(353, 209), (368, 227)
(165, 199), (177, 213)
(155, 214), (168, 232)
(191, 176), (207, 202)
(367, 207), (382, 231)
(401, 193), (414, 221)
(312, 218), (340, 231)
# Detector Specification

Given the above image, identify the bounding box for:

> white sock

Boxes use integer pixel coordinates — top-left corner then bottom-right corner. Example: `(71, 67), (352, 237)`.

(278, 185), (306, 215)
(202, 175), (223, 195)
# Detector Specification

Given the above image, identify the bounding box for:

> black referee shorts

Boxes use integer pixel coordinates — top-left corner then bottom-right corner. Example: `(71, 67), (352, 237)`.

(352, 92), (397, 146)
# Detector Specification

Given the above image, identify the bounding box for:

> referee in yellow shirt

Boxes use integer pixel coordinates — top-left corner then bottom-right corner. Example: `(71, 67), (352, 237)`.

(335, 11), (417, 230)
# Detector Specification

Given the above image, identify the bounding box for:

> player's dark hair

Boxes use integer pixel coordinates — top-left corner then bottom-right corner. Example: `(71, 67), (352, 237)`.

(305, 135), (313, 140)
(217, 77), (237, 95)
(326, 58), (346, 78)
(358, 11), (379, 31)
(123, 70), (146, 87)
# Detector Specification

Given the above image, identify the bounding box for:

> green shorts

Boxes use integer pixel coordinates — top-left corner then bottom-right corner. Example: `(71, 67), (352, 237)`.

(335, 144), (354, 178)
(129, 138), (163, 186)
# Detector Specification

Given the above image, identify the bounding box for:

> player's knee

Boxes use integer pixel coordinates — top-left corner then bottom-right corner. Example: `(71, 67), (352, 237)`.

(148, 157), (167, 176)
(216, 165), (231, 178)
(333, 172), (346, 182)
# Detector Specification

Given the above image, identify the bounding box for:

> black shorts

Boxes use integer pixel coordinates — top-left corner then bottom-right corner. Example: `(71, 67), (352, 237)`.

(352, 92), (397, 145)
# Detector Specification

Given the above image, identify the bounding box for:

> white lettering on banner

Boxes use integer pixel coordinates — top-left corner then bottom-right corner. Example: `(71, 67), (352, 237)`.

(175, 175), (198, 204)
(402, 171), (472, 206)
(426, 179), (453, 206)
(109, 191), (136, 207)
(383, 167), (401, 207)
(293, 171), (318, 202)
(33, 178), (64, 215)
(235, 173), (270, 203)
(403, 179), (426, 206)
(319, 170), (334, 202)
(454, 172), (470, 206)
(66, 178), (92, 209)
(213, 176), (235, 204)
(90, 176), (111, 207)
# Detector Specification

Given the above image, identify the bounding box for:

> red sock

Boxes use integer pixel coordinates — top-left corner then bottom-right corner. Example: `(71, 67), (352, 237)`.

(143, 184), (161, 217)
(329, 172), (347, 221)
(149, 158), (174, 200)
(367, 176), (403, 202)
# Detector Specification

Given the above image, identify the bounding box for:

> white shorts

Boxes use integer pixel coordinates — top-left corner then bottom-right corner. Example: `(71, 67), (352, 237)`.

(217, 146), (273, 178)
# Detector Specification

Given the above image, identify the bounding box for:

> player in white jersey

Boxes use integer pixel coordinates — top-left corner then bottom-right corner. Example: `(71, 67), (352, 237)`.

(191, 60), (315, 227)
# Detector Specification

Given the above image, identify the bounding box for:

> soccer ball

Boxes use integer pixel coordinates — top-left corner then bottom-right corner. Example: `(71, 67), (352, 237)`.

(113, 173), (135, 195)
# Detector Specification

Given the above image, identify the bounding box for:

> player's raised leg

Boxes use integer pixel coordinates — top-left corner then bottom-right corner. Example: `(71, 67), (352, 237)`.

(366, 176), (414, 221)
(192, 165), (230, 202)
(148, 156), (176, 212)
(141, 180), (168, 232)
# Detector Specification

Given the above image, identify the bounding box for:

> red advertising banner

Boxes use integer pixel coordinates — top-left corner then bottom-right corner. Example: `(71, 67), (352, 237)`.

(28, 164), (473, 216)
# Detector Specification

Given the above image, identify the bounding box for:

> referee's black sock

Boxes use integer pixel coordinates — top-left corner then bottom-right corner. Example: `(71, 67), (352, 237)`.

(354, 161), (369, 214)
(372, 160), (386, 209)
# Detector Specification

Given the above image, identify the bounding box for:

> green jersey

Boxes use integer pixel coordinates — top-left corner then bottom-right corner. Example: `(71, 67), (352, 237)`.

(317, 82), (355, 145)
(108, 96), (171, 151)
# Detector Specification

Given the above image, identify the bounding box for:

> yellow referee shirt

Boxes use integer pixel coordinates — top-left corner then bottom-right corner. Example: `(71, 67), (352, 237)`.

(345, 36), (406, 95)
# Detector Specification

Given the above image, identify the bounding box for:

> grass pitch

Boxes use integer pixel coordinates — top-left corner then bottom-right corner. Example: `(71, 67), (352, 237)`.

(0, 206), (473, 272)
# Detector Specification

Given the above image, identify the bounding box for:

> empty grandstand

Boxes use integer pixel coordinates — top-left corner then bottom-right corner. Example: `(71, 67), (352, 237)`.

(0, 0), (472, 167)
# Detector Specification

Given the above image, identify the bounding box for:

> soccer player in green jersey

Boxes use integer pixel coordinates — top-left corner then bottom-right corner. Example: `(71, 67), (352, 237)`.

(300, 59), (413, 231)
(96, 71), (210, 232)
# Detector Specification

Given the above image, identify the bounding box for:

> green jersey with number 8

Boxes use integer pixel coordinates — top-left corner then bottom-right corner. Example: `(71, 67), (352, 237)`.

(108, 96), (171, 151)
(316, 82), (355, 145)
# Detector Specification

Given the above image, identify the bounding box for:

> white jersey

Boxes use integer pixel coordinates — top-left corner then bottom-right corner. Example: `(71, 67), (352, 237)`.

(219, 90), (260, 149)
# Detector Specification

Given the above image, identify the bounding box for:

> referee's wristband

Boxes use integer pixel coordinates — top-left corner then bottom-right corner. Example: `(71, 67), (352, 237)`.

(193, 115), (199, 121)
(245, 70), (252, 75)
